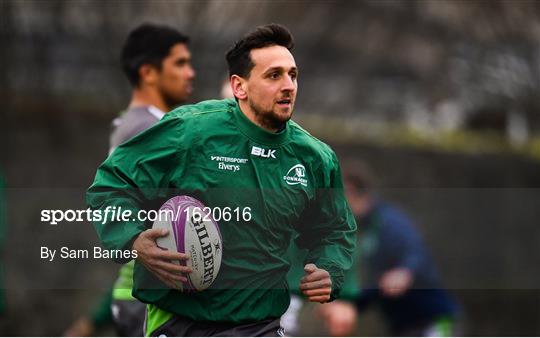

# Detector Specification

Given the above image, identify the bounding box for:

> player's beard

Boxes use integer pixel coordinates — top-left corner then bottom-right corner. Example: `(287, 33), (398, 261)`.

(248, 98), (292, 132)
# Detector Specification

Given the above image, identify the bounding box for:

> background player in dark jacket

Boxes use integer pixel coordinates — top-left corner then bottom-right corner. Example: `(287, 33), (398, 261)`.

(319, 161), (459, 336)
(64, 23), (195, 337)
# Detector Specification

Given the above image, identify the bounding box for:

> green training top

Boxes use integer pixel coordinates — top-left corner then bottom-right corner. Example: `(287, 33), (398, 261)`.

(87, 98), (356, 323)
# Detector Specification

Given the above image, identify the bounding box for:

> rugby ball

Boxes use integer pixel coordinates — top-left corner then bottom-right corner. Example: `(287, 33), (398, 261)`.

(152, 195), (222, 291)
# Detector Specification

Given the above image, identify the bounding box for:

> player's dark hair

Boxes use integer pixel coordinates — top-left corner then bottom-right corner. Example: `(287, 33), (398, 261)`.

(226, 24), (294, 78)
(121, 23), (189, 87)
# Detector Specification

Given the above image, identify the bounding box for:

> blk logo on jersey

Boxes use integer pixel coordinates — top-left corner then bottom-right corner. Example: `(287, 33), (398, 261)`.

(283, 164), (308, 187)
(251, 146), (276, 159)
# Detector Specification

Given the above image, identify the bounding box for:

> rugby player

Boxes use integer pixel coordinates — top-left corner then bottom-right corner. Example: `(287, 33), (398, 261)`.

(87, 24), (356, 337)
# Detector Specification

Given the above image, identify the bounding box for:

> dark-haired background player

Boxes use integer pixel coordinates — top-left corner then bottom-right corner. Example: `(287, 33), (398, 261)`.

(109, 23), (194, 152)
(64, 23), (195, 337)
(87, 24), (356, 337)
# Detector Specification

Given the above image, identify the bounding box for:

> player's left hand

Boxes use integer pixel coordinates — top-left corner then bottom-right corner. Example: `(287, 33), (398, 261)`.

(300, 263), (332, 303)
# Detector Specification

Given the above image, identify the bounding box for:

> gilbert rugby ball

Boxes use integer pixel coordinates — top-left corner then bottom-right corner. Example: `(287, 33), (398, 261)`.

(152, 195), (222, 291)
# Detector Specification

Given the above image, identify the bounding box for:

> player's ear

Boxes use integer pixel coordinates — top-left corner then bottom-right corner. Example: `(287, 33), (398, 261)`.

(231, 75), (247, 100)
(139, 64), (158, 86)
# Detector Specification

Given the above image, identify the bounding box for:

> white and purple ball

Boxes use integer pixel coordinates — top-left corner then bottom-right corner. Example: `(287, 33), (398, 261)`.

(153, 195), (222, 292)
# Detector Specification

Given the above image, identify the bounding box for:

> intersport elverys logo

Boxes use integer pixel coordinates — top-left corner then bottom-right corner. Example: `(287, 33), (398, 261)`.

(283, 164), (308, 187)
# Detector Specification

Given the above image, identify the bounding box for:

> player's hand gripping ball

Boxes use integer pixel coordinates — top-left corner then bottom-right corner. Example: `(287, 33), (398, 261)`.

(153, 195), (222, 291)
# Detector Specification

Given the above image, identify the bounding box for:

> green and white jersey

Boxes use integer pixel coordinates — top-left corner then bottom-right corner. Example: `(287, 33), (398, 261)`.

(87, 98), (356, 323)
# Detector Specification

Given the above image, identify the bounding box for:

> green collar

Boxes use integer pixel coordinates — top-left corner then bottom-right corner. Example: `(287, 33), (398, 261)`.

(229, 100), (290, 146)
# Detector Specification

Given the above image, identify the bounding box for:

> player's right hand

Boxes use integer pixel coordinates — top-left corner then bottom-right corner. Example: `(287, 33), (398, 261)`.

(300, 263), (332, 303)
(132, 228), (192, 289)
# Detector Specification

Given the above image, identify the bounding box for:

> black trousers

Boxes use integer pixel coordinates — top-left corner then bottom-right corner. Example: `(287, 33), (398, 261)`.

(148, 315), (284, 337)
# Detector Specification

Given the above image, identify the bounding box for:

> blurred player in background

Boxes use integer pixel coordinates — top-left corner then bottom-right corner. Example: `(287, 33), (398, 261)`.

(318, 160), (459, 336)
(87, 24), (356, 337)
(64, 23), (195, 336)
(109, 23), (194, 152)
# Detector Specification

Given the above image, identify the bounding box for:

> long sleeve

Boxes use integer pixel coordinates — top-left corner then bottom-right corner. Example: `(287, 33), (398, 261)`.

(86, 114), (187, 262)
(295, 152), (357, 300)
